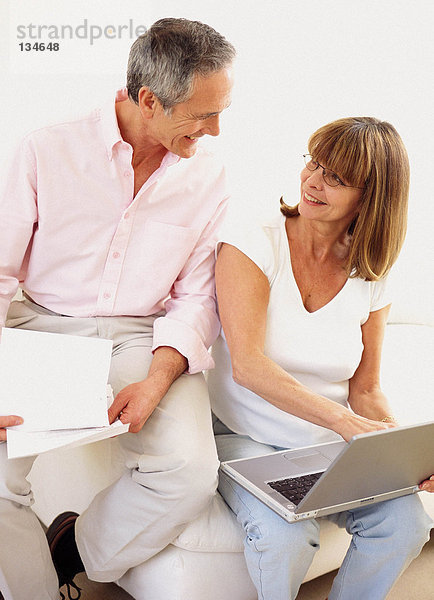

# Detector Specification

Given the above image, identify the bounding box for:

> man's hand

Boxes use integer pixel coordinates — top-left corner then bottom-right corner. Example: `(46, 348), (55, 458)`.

(420, 476), (434, 493)
(107, 346), (188, 434)
(0, 415), (23, 441)
(108, 378), (163, 433)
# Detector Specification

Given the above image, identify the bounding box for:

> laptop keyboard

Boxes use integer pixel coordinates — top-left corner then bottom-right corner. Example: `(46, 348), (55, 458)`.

(268, 472), (324, 506)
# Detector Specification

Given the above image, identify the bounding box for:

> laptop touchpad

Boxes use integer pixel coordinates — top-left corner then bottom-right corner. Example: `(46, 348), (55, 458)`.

(283, 452), (331, 471)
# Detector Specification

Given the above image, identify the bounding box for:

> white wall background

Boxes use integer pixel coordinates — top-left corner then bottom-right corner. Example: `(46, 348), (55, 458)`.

(1, 0), (433, 320)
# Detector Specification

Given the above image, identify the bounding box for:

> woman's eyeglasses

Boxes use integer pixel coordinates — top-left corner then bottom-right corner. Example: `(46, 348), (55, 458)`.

(303, 154), (365, 190)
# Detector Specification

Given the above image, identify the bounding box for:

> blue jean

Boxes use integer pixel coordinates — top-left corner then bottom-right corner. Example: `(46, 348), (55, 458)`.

(215, 428), (433, 600)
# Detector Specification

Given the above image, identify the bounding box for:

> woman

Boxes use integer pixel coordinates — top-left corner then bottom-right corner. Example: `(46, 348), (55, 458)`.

(208, 117), (433, 600)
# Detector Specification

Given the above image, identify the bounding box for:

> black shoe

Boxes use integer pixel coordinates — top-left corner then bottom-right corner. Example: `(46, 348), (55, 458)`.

(46, 511), (84, 600)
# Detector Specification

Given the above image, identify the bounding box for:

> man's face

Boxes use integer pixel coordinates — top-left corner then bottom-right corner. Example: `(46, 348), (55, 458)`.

(147, 67), (233, 158)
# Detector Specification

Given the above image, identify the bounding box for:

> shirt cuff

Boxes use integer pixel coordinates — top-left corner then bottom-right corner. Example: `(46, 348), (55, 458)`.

(152, 316), (215, 374)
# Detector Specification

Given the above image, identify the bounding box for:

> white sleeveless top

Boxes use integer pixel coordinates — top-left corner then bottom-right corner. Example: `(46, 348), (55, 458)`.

(208, 213), (391, 448)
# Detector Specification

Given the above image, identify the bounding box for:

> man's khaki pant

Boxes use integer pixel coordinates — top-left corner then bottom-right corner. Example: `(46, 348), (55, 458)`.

(0, 299), (219, 599)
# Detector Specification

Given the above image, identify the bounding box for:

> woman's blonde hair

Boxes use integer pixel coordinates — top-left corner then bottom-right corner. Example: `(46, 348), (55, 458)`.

(280, 117), (409, 280)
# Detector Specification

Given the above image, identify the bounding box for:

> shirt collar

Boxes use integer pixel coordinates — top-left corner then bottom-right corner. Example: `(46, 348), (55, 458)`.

(100, 88), (181, 167)
(100, 88), (126, 160)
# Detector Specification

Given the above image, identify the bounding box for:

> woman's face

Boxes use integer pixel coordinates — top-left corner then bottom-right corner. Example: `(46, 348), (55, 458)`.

(299, 160), (363, 229)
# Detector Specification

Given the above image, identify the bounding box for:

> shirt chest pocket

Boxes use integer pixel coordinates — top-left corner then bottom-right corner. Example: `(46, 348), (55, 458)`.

(137, 219), (200, 293)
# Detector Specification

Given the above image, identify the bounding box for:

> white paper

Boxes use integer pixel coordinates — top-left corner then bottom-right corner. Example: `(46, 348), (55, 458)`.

(6, 420), (130, 459)
(0, 328), (113, 431)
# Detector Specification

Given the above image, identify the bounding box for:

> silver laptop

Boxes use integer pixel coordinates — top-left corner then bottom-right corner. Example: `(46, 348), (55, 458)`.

(220, 422), (434, 522)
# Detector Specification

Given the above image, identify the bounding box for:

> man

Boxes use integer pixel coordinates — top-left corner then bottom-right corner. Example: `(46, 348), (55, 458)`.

(0, 18), (235, 599)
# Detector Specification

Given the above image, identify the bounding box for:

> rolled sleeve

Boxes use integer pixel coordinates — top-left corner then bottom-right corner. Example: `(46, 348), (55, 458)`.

(152, 315), (216, 374)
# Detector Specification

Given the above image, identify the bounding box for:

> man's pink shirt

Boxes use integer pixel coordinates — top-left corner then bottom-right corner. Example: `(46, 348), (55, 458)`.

(0, 89), (228, 373)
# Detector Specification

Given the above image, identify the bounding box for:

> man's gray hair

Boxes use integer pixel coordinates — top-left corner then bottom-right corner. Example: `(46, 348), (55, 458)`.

(127, 18), (235, 112)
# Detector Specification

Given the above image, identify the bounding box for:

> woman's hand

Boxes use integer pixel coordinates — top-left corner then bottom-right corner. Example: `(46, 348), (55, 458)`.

(335, 411), (396, 443)
(0, 415), (23, 441)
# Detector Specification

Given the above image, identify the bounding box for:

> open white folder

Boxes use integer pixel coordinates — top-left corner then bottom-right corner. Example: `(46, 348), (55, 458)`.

(0, 327), (130, 458)
(7, 418), (130, 459)
(6, 385), (130, 459)
(0, 327), (113, 431)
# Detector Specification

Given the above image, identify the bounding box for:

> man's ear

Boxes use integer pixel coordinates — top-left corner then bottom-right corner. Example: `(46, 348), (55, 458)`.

(138, 87), (158, 119)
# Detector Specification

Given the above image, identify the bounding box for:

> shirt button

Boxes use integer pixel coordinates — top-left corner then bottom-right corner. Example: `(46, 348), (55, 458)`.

(103, 292), (111, 300)
(124, 170), (131, 177)
(113, 252), (120, 259)
(124, 212), (130, 219)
